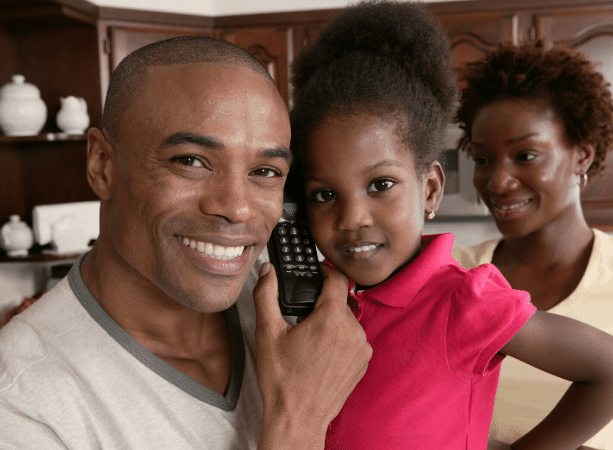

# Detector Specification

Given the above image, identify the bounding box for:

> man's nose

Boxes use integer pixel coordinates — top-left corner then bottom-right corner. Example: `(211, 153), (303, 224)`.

(199, 173), (256, 223)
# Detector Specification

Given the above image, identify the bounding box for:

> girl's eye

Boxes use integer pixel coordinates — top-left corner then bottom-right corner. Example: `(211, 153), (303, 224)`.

(175, 156), (204, 168)
(312, 190), (335, 202)
(252, 167), (281, 178)
(368, 179), (394, 193)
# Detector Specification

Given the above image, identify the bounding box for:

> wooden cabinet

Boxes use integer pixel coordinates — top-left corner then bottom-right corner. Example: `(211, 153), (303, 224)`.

(0, 1), (101, 230)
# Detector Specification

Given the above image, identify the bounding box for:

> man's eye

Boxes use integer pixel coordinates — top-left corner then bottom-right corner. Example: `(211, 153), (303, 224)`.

(252, 167), (281, 178)
(175, 156), (204, 167)
(368, 179), (394, 192)
(313, 190), (335, 202)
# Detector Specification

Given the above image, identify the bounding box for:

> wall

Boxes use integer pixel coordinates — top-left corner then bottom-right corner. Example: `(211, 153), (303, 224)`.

(88, 0), (466, 17)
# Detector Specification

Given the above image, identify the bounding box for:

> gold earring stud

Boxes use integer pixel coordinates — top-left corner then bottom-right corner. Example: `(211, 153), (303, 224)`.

(427, 211), (435, 221)
(581, 173), (588, 188)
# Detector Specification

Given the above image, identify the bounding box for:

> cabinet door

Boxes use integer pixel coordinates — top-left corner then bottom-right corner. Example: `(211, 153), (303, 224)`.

(217, 27), (292, 105)
(98, 23), (213, 105)
(435, 11), (524, 88)
(536, 8), (613, 229)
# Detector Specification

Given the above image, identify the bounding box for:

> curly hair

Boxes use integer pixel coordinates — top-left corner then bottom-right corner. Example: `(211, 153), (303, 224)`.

(289, 0), (457, 178)
(456, 41), (613, 179)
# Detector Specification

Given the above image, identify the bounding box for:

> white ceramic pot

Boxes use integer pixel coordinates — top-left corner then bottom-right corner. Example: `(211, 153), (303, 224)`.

(0, 215), (34, 257)
(0, 75), (47, 136)
(56, 96), (90, 134)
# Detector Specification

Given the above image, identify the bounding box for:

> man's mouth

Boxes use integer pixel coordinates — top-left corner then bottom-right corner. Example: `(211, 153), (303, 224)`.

(178, 236), (245, 261)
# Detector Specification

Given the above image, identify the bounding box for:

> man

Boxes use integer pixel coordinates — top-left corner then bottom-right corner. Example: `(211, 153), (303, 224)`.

(0, 36), (371, 449)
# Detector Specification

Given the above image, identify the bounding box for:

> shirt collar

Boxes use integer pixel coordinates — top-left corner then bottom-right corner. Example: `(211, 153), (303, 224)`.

(357, 233), (456, 308)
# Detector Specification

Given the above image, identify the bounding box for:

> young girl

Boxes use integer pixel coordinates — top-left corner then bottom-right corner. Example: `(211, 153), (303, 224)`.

(288, 1), (613, 449)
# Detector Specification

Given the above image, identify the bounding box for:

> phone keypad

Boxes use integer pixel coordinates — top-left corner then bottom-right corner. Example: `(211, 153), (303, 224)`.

(274, 222), (318, 277)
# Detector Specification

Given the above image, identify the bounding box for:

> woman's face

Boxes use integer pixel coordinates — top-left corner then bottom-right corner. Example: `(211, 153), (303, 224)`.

(470, 99), (587, 238)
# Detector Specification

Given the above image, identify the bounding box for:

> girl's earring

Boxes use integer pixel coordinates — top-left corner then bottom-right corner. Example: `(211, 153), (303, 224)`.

(580, 172), (588, 188)
(427, 211), (435, 221)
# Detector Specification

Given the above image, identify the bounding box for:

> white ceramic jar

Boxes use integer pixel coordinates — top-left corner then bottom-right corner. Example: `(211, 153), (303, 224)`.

(56, 96), (90, 134)
(0, 215), (34, 257)
(0, 75), (47, 136)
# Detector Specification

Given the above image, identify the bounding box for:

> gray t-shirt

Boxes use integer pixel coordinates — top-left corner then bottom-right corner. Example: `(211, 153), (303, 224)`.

(0, 254), (263, 449)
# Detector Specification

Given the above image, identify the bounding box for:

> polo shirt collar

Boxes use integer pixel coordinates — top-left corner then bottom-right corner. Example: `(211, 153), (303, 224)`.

(357, 233), (456, 308)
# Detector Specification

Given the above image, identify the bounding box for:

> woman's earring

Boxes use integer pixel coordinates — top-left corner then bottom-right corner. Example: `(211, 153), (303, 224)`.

(427, 211), (435, 221)
(580, 172), (588, 188)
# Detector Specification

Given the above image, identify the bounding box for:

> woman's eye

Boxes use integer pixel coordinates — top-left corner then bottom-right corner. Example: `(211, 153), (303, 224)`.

(175, 156), (204, 168)
(313, 190), (335, 202)
(252, 167), (281, 178)
(368, 179), (394, 192)
(517, 152), (537, 162)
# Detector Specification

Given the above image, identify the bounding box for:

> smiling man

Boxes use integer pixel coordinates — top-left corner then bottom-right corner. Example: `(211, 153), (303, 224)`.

(0, 36), (371, 449)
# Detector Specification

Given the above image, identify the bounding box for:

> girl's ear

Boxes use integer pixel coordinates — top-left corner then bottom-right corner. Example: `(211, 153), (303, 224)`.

(575, 143), (596, 176)
(86, 128), (116, 201)
(424, 160), (445, 215)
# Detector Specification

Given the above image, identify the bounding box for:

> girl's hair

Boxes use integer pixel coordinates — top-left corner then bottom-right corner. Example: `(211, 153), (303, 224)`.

(289, 0), (457, 178)
(456, 41), (613, 178)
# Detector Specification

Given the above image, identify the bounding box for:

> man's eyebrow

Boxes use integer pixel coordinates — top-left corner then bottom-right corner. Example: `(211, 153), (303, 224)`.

(261, 147), (293, 164)
(161, 132), (223, 149)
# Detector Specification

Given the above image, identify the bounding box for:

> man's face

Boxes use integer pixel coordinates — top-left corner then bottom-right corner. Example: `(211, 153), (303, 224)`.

(106, 63), (291, 313)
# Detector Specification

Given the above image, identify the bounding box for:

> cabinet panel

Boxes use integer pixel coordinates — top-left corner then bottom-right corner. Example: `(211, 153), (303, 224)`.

(217, 26), (292, 105)
(436, 11), (523, 87)
(536, 8), (613, 229)
(98, 22), (213, 104)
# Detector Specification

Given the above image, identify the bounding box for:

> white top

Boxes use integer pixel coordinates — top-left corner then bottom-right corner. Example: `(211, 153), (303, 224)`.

(452, 229), (613, 449)
(0, 254), (263, 449)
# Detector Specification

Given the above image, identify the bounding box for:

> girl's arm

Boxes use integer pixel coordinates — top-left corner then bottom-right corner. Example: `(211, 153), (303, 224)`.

(499, 311), (613, 450)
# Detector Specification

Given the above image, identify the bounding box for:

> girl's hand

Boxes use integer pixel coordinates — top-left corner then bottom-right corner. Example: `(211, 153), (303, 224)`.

(500, 311), (613, 449)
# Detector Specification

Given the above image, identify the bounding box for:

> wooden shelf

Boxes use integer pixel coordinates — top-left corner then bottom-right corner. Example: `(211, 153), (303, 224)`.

(0, 132), (86, 144)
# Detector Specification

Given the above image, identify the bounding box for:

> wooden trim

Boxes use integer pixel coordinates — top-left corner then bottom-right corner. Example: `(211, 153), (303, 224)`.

(98, 7), (214, 28)
(214, 9), (339, 28)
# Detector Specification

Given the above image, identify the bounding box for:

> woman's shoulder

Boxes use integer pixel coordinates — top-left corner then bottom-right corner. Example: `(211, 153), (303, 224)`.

(451, 237), (501, 270)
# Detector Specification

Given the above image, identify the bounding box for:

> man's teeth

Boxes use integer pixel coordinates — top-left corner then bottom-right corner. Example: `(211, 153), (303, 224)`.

(180, 236), (245, 260)
(347, 244), (379, 253)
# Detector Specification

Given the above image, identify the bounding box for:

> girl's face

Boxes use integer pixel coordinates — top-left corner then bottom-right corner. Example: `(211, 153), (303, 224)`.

(303, 113), (443, 288)
(470, 99), (592, 238)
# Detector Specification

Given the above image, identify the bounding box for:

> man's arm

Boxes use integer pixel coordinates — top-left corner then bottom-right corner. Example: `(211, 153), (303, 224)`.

(252, 263), (372, 449)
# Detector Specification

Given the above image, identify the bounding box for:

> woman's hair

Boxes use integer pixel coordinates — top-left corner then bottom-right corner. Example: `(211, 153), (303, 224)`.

(289, 0), (457, 177)
(456, 41), (613, 178)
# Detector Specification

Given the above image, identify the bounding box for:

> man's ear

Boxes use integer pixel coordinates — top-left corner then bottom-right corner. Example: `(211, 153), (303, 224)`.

(424, 160), (445, 214)
(87, 128), (116, 200)
(575, 143), (596, 176)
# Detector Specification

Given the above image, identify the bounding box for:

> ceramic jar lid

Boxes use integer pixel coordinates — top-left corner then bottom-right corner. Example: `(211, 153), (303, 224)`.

(0, 75), (42, 99)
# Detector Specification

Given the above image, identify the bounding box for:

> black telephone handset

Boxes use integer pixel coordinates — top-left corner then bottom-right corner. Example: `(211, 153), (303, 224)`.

(267, 193), (323, 316)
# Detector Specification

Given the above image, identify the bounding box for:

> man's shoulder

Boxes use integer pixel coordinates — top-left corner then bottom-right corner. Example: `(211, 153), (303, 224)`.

(0, 278), (88, 389)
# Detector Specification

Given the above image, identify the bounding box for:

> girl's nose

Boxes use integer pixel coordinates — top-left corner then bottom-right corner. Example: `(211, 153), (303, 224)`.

(335, 196), (374, 232)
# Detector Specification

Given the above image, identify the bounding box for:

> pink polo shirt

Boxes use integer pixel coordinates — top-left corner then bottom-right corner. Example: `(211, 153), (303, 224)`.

(325, 233), (535, 450)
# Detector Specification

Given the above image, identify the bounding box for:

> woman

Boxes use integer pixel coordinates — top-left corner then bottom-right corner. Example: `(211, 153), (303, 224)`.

(453, 41), (613, 449)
